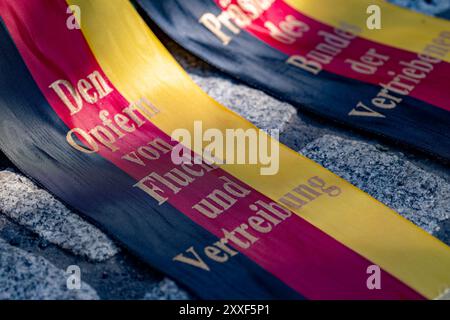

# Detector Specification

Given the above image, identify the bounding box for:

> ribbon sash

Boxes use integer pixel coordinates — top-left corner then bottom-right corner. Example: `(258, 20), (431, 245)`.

(0, 0), (449, 299)
(136, 0), (450, 160)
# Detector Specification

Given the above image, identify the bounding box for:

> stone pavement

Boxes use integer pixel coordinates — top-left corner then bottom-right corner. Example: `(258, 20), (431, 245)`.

(0, 0), (449, 299)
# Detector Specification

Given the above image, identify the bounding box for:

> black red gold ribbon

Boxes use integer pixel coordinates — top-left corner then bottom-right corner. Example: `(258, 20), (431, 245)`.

(137, 0), (450, 160)
(0, 0), (449, 299)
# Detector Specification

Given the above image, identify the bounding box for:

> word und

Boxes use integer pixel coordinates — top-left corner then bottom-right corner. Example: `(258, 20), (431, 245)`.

(174, 175), (341, 271)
